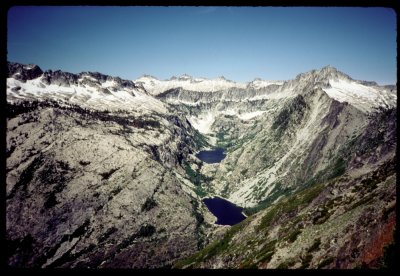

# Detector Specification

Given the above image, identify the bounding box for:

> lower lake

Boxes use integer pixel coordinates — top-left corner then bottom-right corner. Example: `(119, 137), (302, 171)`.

(196, 148), (226, 164)
(203, 197), (246, 226)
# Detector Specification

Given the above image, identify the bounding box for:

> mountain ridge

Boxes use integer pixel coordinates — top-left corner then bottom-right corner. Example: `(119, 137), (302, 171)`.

(6, 61), (397, 269)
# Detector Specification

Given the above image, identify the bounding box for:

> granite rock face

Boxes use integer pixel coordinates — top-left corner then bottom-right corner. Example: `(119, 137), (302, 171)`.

(6, 62), (397, 269)
(6, 64), (216, 268)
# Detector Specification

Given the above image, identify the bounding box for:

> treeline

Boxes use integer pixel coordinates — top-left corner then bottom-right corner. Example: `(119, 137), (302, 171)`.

(6, 99), (161, 129)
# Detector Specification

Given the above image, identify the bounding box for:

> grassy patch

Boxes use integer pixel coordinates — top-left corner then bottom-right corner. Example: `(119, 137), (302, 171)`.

(174, 219), (248, 268)
(216, 130), (237, 149)
(193, 130), (209, 149)
(257, 182), (325, 231)
(255, 239), (277, 264)
(190, 199), (205, 249)
(244, 182), (291, 216)
(183, 161), (212, 186)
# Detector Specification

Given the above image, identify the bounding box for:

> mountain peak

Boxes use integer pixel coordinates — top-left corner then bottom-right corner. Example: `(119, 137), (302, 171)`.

(178, 74), (192, 81)
(317, 65), (352, 80)
(295, 66), (352, 83)
(8, 61), (43, 80)
(140, 74), (158, 80)
(321, 64), (337, 71)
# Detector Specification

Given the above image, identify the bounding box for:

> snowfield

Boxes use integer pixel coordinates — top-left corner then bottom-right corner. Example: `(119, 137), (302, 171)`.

(7, 77), (168, 115)
(323, 79), (397, 113)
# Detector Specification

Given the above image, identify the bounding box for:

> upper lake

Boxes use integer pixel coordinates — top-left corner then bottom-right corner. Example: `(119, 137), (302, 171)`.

(196, 147), (226, 164)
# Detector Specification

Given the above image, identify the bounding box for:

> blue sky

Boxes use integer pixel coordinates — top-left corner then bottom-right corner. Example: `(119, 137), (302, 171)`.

(7, 6), (396, 84)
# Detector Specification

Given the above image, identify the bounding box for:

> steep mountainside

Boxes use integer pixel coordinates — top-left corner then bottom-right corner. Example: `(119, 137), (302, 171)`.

(6, 62), (396, 269)
(174, 107), (396, 268)
(150, 66), (396, 209)
(136, 66), (397, 269)
(6, 62), (217, 268)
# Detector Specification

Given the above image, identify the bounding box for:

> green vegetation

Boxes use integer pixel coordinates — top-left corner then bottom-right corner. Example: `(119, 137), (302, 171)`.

(183, 161), (212, 186)
(174, 219), (248, 268)
(260, 154), (276, 170)
(244, 182), (292, 216)
(216, 130), (236, 149)
(229, 131), (258, 153)
(193, 130), (209, 149)
(257, 182), (325, 231)
(190, 199), (206, 249)
(246, 151), (348, 218)
(255, 239), (277, 264)
(194, 186), (207, 197)
(303, 157), (346, 189)
(238, 239), (277, 268)
(216, 131), (225, 142)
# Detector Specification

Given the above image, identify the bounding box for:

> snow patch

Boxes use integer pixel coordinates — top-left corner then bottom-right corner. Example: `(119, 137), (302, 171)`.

(248, 80), (284, 89)
(187, 113), (215, 134)
(6, 77), (168, 115)
(136, 75), (247, 95)
(323, 79), (397, 113)
(101, 80), (117, 88)
(238, 111), (266, 120)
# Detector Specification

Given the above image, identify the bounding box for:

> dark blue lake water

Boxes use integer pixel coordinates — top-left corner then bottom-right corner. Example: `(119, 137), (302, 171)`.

(203, 197), (246, 226)
(196, 148), (226, 164)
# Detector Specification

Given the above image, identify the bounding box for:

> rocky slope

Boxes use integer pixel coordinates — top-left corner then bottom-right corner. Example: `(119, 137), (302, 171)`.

(174, 106), (396, 268)
(137, 66), (397, 269)
(6, 62), (217, 268)
(150, 67), (396, 209)
(6, 62), (397, 269)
